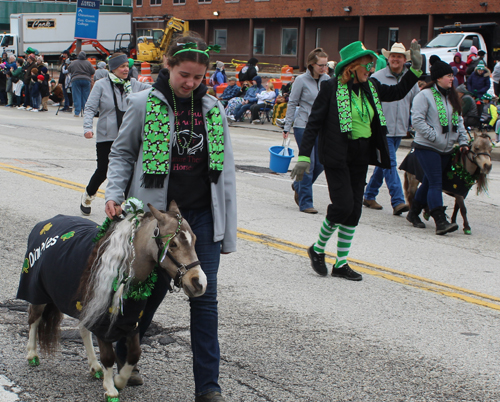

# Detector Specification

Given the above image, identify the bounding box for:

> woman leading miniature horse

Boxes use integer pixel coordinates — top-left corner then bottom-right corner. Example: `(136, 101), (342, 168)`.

(104, 33), (237, 402)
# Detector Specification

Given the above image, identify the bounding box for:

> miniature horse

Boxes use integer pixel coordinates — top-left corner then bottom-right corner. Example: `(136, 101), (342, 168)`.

(17, 201), (207, 401)
(402, 133), (492, 234)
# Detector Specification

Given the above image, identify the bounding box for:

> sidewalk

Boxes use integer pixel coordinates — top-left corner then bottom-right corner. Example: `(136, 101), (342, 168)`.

(229, 120), (500, 161)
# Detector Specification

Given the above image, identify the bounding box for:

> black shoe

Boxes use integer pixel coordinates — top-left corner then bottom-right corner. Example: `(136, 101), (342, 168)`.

(307, 245), (328, 276)
(430, 206), (458, 235)
(406, 201), (426, 228)
(195, 391), (225, 402)
(331, 264), (362, 281)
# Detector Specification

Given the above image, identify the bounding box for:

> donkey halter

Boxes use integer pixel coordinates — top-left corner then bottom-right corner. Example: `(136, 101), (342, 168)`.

(153, 214), (200, 289)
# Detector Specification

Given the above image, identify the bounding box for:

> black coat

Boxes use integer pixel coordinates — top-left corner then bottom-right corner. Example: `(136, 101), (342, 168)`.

(299, 70), (419, 169)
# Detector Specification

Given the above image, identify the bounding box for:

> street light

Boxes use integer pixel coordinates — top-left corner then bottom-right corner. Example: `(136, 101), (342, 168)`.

(213, 11), (220, 16)
(343, 6), (352, 12)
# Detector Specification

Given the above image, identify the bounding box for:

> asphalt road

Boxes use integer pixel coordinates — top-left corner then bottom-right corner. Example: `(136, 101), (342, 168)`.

(1, 105), (500, 402)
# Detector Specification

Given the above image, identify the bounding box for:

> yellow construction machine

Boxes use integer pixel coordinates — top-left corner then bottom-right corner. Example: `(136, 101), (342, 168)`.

(136, 17), (189, 63)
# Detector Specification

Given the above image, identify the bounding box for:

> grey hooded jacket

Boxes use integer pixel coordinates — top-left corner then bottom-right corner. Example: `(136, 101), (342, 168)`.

(283, 69), (330, 132)
(83, 75), (151, 142)
(411, 85), (468, 154)
(105, 88), (237, 253)
(371, 66), (419, 137)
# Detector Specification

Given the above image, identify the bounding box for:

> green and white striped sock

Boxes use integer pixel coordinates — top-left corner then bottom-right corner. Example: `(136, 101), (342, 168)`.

(334, 225), (356, 268)
(313, 218), (338, 254)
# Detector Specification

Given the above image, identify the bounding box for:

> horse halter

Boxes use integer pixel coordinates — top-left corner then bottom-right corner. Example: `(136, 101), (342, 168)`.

(153, 214), (200, 289)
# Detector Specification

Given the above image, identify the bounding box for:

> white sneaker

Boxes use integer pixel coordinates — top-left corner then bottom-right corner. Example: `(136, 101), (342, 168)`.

(227, 115), (235, 122)
(80, 191), (96, 215)
(17, 106), (26, 110)
(53, 103), (60, 106)
(31, 109), (38, 112)
(252, 119), (261, 124)
(26, 107), (33, 111)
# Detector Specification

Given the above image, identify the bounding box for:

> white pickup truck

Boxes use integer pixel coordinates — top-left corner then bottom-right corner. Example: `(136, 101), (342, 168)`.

(420, 22), (500, 74)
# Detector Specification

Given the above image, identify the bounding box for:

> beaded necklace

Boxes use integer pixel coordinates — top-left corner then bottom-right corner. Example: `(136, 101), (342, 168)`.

(168, 79), (195, 150)
(351, 90), (372, 124)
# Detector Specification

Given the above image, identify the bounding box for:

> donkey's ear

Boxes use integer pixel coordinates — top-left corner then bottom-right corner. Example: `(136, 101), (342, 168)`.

(168, 200), (180, 214)
(148, 203), (165, 222)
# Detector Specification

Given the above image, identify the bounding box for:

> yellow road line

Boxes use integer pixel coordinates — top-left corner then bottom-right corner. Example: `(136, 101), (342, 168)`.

(2, 162), (499, 311)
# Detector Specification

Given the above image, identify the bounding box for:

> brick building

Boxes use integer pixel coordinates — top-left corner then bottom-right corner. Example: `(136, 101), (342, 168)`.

(133, 0), (500, 70)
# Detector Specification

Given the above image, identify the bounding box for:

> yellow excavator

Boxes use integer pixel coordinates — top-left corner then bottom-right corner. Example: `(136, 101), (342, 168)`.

(136, 17), (189, 63)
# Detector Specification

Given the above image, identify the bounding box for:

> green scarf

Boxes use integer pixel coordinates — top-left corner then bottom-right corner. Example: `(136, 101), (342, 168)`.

(142, 92), (225, 187)
(337, 80), (386, 133)
(109, 72), (132, 95)
(431, 86), (459, 133)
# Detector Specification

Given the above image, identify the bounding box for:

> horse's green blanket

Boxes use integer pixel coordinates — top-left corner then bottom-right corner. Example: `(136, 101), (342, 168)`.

(17, 215), (147, 342)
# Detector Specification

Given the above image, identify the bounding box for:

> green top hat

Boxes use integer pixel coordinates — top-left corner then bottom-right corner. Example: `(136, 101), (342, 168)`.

(335, 41), (378, 78)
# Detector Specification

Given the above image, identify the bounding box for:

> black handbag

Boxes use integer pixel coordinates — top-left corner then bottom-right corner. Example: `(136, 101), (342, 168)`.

(109, 79), (125, 129)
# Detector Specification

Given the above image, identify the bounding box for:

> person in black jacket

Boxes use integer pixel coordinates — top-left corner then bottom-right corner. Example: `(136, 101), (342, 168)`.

(238, 57), (258, 83)
(291, 40), (422, 281)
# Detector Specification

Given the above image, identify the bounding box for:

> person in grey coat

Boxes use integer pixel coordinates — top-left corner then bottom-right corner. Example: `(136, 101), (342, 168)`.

(93, 61), (108, 82)
(406, 61), (469, 235)
(104, 35), (236, 402)
(68, 51), (95, 117)
(363, 42), (420, 215)
(80, 52), (151, 215)
(283, 48), (330, 214)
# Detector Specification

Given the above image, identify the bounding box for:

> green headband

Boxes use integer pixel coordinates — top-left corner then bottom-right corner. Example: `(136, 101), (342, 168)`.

(173, 42), (221, 57)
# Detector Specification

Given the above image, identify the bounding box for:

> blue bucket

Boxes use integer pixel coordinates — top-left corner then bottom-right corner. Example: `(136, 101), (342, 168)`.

(269, 146), (294, 173)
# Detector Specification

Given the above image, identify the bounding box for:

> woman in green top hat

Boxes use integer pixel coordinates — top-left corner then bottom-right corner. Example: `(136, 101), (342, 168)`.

(291, 39), (422, 281)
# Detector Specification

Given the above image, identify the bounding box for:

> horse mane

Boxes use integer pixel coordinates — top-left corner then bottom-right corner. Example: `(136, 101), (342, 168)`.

(473, 133), (490, 196)
(78, 216), (143, 331)
(475, 172), (488, 195)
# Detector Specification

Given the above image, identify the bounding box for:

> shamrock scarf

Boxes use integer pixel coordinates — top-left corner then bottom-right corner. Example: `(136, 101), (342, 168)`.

(109, 72), (132, 95)
(142, 92), (225, 188)
(431, 86), (459, 133)
(337, 80), (386, 133)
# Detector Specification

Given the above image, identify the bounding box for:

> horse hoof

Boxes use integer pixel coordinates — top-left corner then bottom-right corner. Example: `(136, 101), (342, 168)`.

(93, 370), (104, 379)
(28, 356), (40, 366)
(464, 229), (472, 235)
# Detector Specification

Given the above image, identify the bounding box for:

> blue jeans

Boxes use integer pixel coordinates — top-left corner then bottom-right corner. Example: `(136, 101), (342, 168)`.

(364, 136), (405, 207)
(72, 79), (91, 116)
(292, 127), (324, 211)
(413, 148), (451, 210)
(116, 206), (222, 397)
(234, 102), (253, 121)
(62, 85), (72, 110)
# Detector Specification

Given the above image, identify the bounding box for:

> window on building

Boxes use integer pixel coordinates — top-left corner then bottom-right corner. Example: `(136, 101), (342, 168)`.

(254, 28), (265, 55)
(316, 28), (321, 48)
(389, 28), (399, 48)
(214, 29), (227, 50)
(198, 0), (211, 3)
(225, 0), (239, 2)
(281, 28), (297, 56)
(136, 0), (142, 6)
(174, 0), (186, 3)
(338, 27), (357, 51)
(150, 0), (161, 5)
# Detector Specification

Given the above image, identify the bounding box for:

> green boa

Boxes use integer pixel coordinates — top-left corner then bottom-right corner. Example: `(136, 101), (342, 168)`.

(108, 72), (132, 95)
(337, 80), (386, 133)
(142, 92), (224, 177)
(431, 86), (459, 132)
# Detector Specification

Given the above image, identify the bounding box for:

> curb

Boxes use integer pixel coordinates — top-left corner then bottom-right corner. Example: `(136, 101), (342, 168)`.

(228, 122), (500, 162)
